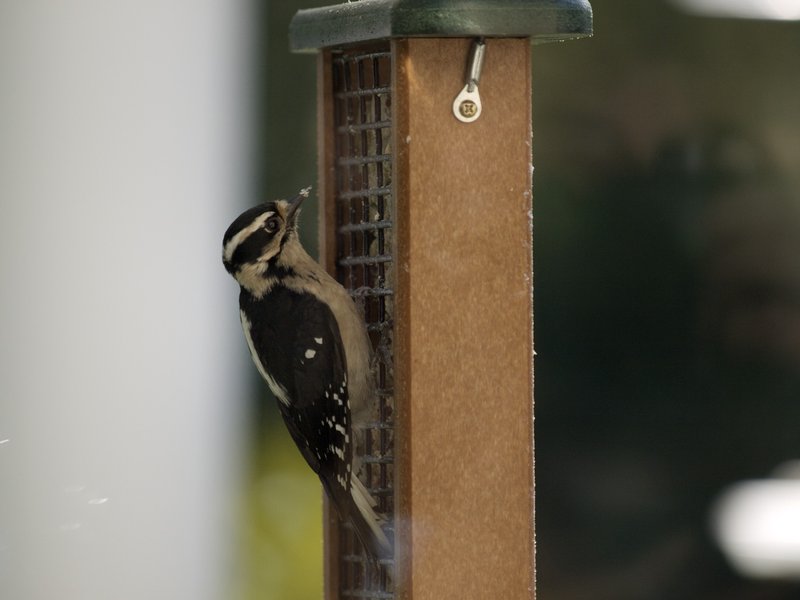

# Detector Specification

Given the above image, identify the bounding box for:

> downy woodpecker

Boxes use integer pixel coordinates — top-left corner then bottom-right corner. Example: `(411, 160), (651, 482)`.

(222, 188), (391, 560)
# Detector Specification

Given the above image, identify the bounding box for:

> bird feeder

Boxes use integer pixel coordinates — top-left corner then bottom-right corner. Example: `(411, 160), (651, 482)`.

(289, 2), (592, 598)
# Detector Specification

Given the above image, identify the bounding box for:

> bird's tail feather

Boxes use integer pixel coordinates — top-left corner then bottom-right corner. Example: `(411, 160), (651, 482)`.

(348, 473), (392, 560)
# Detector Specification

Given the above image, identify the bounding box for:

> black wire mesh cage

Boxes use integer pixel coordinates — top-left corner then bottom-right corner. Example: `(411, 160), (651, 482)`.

(331, 45), (396, 599)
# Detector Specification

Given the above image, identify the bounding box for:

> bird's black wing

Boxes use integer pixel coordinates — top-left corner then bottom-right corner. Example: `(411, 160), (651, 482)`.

(240, 286), (352, 487)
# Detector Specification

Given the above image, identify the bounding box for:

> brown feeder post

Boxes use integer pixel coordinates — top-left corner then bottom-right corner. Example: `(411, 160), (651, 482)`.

(290, 2), (592, 599)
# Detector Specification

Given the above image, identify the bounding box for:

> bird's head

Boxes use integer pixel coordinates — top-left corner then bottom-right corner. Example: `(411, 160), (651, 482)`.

(222, 188), (310, 291)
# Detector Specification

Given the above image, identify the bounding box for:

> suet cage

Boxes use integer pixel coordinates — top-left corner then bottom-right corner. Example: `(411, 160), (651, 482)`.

(290, 2), (592, 598)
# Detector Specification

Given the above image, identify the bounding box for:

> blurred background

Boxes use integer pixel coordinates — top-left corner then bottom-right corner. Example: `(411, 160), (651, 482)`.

(533, 2), (800, 598)
(2, 0), (800, 599)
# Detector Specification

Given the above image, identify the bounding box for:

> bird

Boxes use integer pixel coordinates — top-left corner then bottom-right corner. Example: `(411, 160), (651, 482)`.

(222, 187), (391, 560)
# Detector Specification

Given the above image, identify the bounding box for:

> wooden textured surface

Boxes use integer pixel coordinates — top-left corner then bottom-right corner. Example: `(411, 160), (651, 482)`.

(393, 38), (535, 600)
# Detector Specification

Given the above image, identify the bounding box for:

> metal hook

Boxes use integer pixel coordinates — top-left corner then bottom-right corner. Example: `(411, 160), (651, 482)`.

(466, 37), (486, 92)
(453, 38), (486, 123)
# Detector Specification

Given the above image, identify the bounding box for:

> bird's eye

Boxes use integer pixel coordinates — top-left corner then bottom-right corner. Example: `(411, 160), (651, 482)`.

(264, 216), (280, 233)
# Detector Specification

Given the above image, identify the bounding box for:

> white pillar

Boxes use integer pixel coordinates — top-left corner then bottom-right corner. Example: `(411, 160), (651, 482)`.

(0, 1), (253, 598)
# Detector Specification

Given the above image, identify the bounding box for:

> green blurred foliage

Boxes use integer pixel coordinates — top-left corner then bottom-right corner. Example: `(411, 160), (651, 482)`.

(232, 419), (323, 600)
(533, 1), (800, 598)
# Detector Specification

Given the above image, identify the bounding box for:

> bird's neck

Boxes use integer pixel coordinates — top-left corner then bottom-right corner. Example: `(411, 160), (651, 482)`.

(236, 235), (321, 299)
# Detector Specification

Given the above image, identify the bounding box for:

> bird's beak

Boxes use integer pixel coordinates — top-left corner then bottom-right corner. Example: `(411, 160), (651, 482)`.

(285, 187), (311, 226)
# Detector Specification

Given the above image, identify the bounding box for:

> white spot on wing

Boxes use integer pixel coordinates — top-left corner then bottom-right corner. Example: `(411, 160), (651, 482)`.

(314, 337), (323, 345)
(305, 349), (316, 359)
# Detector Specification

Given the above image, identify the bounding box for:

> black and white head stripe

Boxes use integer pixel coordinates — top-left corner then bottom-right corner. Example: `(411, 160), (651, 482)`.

(222, 210), (275, 262)
(222, 207), (275, 265)
(222, 188), (311, 273)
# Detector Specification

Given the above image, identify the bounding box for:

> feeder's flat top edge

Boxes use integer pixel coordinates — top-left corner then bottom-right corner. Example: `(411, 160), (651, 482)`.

(289, 0), (593, 53)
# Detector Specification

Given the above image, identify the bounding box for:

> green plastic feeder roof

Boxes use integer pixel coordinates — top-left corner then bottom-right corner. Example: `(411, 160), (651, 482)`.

(289, 0), (593, 52)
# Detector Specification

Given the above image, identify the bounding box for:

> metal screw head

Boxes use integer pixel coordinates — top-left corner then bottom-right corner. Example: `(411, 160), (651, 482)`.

(459, 100), (478, 118)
